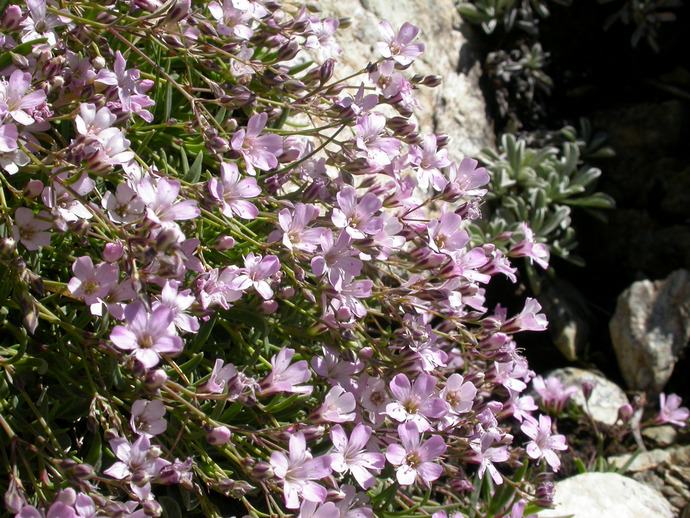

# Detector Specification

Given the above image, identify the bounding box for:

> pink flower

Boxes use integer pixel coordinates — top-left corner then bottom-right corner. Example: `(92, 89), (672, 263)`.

(305, 18), (341, 62)
(521, 414), (567, 471)
(102, 183), (145, 224)
(311, 230), (362, 291)
(202, 359), (238, 394)
(75, 103), (117, 138)
(235, 253), (280, 300)
(154, 281), (199, 333)
(269, 432), (332, 509)
(656, 393), (689, 427)
(376, 21), (425, 66)
(385, 422), (446, 486)
(231, 112), (283, 175)
(12, 207), (51, 251)
(441, 374), (477, 415)
(411, 135), (451, 191)
(469, 431), (510, 484)
(104, 435), (169, 482)
(260, 348), (312, 396)
(330, 424), (385, 489)
(137, 176), (200, 226)
(443, 158), (490, 200)
(67, 256), (119, 307)
(316, 386), (356, 423)
(532, 375), (576, 414)
(502, 298), (548, 333)
(427, 212), (469, 254)
(298, 501), (339, 518)
(0, 70), (47, 126)
(386, 373), (448, 431)
(196, 267), (246, 310)
(95, 51), (155, 122)
(0, 123), (19, 153)
(331, 186), (383, 240)
(208, 0), (254, 39)
(509, 224), (550, 270)
(271, 203), (325, 253)
(208, 162), (261, 219)
(109, 301), (184, 369)
(354, 113), (401, 169)
(130, 399), (167, 437)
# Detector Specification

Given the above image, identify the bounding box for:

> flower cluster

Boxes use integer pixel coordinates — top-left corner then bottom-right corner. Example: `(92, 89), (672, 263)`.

(0, 1), (564, 517)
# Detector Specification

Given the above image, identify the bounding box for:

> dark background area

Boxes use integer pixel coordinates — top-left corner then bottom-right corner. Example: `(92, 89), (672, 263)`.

(479, 0), (690, 398)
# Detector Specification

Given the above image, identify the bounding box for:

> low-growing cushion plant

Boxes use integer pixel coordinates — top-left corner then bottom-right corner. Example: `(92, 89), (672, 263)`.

(0, 1), (584, 516)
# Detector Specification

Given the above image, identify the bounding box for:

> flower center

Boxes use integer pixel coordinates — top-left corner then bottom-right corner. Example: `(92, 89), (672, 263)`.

(405, 451), (421, 468)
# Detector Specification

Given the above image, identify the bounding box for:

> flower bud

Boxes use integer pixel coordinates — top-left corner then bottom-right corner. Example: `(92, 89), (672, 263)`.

(92, 56), (106, 70)
(0, 237), (17, 257)
(320, 58), (335, 84)
(73, 463), (95, 479)
(103, 242), (124, 262)
(251, 462), (274, 479)
(166, 0), (191, 23)
(207, 425), (232, 445)
(1, 6), (23, 31)
(359, 347), (374, 360)
(11, 53), (30, 69)
(4, 476), (24, 514)
(261, 300), (278, 314)
(436, 134), (450, 148)
(276, 41), (300, 62)
(145, 368), (168, 391)
(215, 235), (236, 250)
(618, 403), (634, 423)
(421, 75), (442, 87)
(581, 381), (594, 402)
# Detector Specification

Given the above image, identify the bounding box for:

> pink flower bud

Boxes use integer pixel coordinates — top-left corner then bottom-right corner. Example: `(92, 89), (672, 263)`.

(144, 369), (168, 391)
(207, 426), (232, 445)
(618, 403), (634, 423)
(103, 242), (124, 262)
(261, 300), (278, 314)
(215, 235), (236, 250)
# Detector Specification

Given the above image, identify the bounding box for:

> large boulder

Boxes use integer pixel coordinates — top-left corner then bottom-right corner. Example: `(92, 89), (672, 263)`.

(538, 472), (674, 518)
(609, 269), (690, 392)
(547, 368), (628, 426)
(318, 0), (494, 159)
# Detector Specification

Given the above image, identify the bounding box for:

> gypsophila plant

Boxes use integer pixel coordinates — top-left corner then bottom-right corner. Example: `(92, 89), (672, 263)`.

(599, 0), (683, 51)
(469, 128), (615, 272)
(485, 43), (553, 131)
(456, 0), (571, 35)
(0, 1), (565, 516)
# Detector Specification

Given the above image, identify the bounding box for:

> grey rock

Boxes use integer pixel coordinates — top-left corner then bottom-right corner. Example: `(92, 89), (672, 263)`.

(609, 448), (673, 473)
(609, 269), (690, 392)
(548, 368), (628, 426)
(538, 472), (674, 518)
(642, 425), (678, 448)
(318, 0), (494, 159)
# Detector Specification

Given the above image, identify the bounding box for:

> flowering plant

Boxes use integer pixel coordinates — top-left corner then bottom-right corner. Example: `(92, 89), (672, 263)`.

(0, 1), (562, 516)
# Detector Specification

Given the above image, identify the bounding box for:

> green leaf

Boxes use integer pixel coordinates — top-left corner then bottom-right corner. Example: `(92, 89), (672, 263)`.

(85, 431), (103, 472)
(574, 457), (588, 474)
(186, 151), (204, 183)
(164, 81), (173, 122)
(564, 192), (615, 209)
(159, 496), (183, 518)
